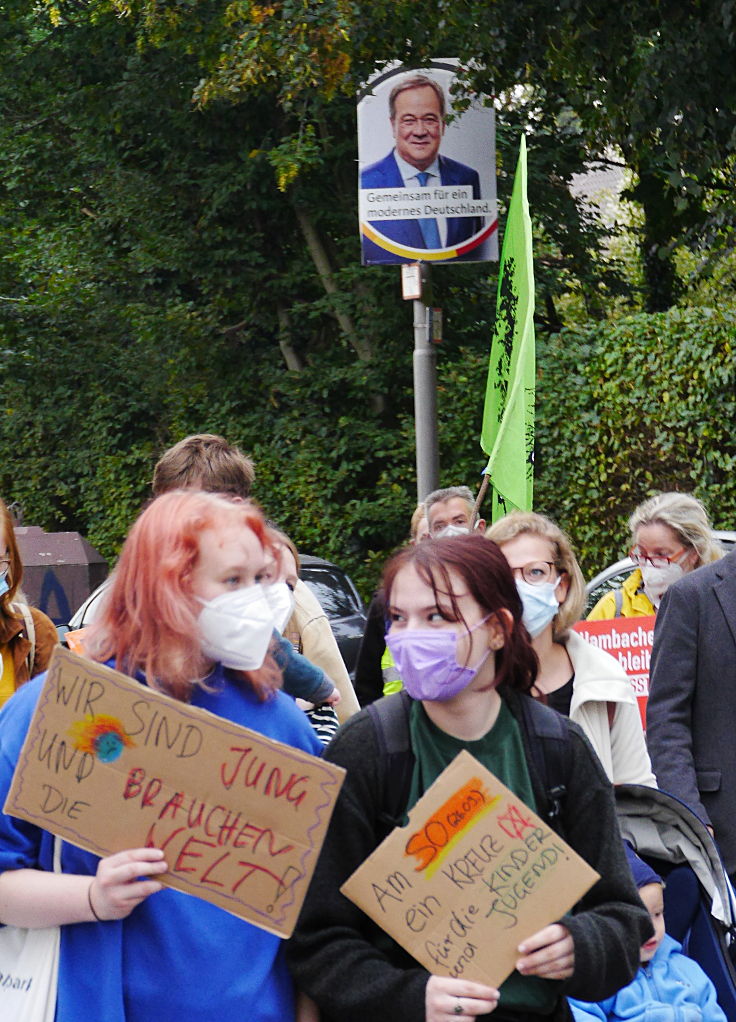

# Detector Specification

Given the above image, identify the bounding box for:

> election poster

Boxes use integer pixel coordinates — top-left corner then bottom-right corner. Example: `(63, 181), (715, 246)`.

(358, 60), (498, 266)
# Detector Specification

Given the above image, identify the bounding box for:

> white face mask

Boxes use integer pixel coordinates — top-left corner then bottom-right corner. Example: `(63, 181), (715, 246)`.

(198, 584), (275, 670)
(640, 561), (685, 608)
(436, 523), (471, 539)
(263, 581), (295, 633)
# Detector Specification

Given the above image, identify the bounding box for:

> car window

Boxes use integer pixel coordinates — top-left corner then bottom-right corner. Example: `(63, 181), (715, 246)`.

(301, 567), (362, 619)
(585, 569), (634, 616)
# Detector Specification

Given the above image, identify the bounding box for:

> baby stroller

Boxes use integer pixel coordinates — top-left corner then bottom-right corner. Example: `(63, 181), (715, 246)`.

(615, 784), (736, 1016)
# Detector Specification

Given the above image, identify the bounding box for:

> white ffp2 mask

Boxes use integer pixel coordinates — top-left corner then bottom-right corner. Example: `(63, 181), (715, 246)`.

(198, 584), (275, 670)
(263, 581), (295, 634)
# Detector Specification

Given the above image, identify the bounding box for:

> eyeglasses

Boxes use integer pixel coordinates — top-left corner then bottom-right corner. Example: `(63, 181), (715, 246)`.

(629, 546), (687, 569)
(510, 561), (559, 586)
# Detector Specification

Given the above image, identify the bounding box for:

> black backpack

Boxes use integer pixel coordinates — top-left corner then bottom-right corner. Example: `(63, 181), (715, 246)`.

(366, 689), (572, 838)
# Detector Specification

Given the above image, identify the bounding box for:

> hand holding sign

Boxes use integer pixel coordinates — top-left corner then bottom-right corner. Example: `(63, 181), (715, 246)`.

(88, 847), (168, 921)
(516, 923), (574, 979)
(4, 648), (345, 937)
(425, 975), (500, 1021)
(341, 750), (597, 990)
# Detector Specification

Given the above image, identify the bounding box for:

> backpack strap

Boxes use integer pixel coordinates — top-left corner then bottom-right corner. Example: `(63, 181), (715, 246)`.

(613, 587), (623, 618)
(368, 690), (574, 841)
(11, 601), (36, 675)
(516, 694), (572, 836)
(367, 691), (414, 837)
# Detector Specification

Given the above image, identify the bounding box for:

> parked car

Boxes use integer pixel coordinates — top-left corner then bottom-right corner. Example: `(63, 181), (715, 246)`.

(584, 529), (736, 615)
(63, 554), (367, 680)
(298, 555), (367, 681)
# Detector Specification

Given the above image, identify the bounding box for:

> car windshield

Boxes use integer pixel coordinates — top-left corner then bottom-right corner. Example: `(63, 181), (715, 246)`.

(301, 567), (360, 619)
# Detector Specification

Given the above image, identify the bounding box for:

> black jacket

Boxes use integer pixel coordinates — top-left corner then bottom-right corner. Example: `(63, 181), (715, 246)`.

(647, 549), (736, 877)
(287, 689), (651, 1022)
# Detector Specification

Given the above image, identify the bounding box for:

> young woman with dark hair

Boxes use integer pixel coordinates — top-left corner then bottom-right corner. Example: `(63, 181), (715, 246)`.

(0, 491), (322, 1021)
(288, 534), (651, 1022)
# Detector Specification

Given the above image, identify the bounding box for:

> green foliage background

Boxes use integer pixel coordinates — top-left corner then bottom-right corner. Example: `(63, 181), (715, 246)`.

(1, 0), (735, 601)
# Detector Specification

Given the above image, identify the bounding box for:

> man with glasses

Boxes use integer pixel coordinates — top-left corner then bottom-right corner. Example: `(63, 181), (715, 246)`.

(360, 74), (483, 264)
(647, 544), (736, 881)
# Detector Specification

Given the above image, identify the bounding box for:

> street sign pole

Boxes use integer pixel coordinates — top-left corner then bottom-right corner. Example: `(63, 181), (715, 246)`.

(404, 263), (439, 501)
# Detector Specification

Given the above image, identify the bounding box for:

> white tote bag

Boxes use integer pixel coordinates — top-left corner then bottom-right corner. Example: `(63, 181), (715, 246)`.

(0, 836), (61, 1022)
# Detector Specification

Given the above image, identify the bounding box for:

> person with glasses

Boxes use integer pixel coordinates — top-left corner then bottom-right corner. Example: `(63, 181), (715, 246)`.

(487, 512), (655, 787)
(0, 497), (58, 707)
(587, 492), (722, 620)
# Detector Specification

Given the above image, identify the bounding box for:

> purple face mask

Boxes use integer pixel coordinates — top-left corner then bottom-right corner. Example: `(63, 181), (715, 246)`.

(385, 617), (491, 702)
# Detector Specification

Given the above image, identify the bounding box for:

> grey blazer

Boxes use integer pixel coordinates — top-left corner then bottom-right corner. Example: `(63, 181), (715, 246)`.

(647, 548), (736, 876)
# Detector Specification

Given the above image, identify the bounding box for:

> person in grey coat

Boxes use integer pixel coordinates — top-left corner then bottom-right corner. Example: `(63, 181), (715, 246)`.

(646, 547), (736, 879)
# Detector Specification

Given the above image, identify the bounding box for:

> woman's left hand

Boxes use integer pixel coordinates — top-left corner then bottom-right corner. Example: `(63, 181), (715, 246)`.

(515, 923), (574, 980)
(425, 975), (499, 1021)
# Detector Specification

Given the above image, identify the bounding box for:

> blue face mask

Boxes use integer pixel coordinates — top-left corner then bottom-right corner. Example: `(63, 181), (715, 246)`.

(515, 577), (561, 638)
(0, 571), (9, 598)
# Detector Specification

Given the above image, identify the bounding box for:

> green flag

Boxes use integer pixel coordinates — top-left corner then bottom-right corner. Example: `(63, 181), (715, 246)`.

(480, 134), (535, 522)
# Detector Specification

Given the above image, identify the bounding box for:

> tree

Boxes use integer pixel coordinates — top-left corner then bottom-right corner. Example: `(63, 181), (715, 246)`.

(111, 0), (736, 311)
(2, 0), (734, 601)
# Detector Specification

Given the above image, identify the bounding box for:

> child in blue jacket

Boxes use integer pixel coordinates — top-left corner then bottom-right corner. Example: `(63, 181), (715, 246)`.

(569, 850), (726, 1022)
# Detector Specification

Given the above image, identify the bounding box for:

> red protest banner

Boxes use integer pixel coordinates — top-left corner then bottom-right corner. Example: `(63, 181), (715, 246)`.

(573, 616), (655, 729)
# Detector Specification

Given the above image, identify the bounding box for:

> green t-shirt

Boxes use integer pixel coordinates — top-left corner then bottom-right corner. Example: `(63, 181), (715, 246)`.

(407, 699), (560, 1016)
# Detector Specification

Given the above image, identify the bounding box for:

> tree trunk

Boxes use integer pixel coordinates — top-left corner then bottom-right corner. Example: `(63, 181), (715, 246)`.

(634, 168), (681, 313)
(293, 205), (373, 362)
(276, 305), (304, 371)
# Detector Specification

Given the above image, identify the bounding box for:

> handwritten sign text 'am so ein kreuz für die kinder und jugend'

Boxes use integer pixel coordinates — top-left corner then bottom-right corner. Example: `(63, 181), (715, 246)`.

(341, 749), (598, 988)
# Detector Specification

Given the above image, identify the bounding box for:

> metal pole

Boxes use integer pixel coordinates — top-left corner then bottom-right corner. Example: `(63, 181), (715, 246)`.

(413, 291), (439, 502)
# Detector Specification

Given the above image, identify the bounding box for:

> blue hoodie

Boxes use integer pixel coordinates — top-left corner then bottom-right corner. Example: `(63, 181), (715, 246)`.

(569, 933), (726, 1021)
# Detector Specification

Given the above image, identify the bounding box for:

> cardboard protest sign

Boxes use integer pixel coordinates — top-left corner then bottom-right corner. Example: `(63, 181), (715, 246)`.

(5, 647), (345, 938)
(341, 749), (598, 988)
(574, 616), (655, 729)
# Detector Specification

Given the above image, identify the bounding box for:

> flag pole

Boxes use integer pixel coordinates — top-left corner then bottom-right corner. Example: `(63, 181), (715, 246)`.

(471, 473), (490, 528)
(478, 134), (535, 521)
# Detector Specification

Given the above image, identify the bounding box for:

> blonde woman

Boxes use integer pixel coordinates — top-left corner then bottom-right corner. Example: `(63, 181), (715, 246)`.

(487, 512), (656, 787)
(588, 492), (723, 619)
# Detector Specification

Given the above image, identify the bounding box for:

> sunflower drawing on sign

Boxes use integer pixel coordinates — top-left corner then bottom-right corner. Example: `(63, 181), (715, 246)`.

(70, 715), (136, 763)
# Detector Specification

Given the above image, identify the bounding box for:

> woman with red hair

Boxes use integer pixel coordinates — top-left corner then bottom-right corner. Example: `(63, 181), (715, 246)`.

(0, 490), (321, 1021)
(288, 535), (651, 1022)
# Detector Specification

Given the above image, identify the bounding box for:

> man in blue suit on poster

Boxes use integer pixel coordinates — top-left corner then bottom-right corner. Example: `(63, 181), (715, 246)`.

(360, 74), (483, 265)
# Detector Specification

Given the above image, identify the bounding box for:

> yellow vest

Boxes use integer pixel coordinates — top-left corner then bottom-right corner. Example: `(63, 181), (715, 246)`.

(0, 645), (17, 707)
(380, 645), (403, 695)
